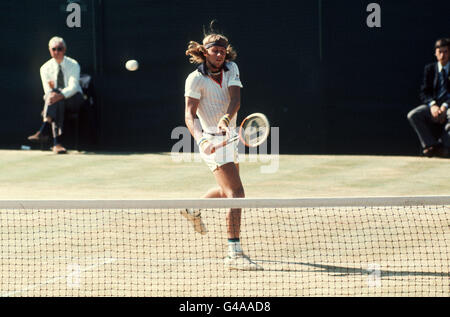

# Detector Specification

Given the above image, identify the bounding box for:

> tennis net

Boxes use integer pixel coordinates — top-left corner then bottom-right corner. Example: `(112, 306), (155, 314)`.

(0, 197), (449, 297)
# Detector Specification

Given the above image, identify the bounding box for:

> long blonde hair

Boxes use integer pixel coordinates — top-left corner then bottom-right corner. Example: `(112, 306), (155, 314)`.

(185, 33), (237, 64)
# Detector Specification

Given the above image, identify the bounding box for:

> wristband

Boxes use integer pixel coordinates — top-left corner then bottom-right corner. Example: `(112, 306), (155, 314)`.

(219, 114), (231, 127)
(197, 137), (208, 147)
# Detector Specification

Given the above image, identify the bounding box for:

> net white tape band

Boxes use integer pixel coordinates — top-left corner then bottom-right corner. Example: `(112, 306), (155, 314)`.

(0, 196), (449, 209)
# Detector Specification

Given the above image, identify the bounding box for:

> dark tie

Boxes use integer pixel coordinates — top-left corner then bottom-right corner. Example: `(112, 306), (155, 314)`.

(444, 68), (448, 87)
(57, 64), (65, 89)
(437, 68), (447, 101)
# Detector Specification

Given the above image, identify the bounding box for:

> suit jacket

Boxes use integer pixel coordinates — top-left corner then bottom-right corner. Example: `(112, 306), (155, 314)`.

(420, 63), (450, 105)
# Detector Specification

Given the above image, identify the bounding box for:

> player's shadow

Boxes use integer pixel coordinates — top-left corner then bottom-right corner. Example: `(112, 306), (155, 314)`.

(257, 260), (450, 278)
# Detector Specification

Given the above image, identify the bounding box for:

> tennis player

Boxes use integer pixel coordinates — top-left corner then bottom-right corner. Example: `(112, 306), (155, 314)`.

(183, 33), (262, 271)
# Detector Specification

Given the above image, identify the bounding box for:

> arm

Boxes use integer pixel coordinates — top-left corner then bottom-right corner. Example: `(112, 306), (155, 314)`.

(60, 62), (81, 99)
(218, 63), (243, 132)
(41, 65), (64, 105)
(217, 86), (241, 134)
(439, 87), (449, 122)
(444, 72), (450, 108)
(40, 66), (52, 96)
(226, 86), (241, 119)
(419, 64), (435, 105)
(185, 97), (203, 142)
(185, 96), (214, 155)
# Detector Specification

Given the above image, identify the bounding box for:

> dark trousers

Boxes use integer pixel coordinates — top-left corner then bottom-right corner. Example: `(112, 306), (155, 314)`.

(44, 92), (84, 136)
(407, 105), (450, 149)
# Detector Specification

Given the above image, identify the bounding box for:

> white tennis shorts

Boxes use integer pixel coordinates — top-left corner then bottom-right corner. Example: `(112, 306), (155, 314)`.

(200, 133), (239, 172)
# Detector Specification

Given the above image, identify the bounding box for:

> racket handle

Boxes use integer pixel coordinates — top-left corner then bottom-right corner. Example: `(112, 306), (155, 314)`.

(212, 136), (239, 153)
(210, 140), (225, 154)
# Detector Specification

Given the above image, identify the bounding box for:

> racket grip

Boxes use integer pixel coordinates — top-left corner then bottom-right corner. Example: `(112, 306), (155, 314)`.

(211, 140), (228, 153)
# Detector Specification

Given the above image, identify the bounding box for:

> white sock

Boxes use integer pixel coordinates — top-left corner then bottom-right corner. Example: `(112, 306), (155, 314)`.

(228, 240), (243, 257)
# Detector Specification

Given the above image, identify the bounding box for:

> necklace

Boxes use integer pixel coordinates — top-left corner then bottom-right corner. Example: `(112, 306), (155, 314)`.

(209, 70), (221, 76)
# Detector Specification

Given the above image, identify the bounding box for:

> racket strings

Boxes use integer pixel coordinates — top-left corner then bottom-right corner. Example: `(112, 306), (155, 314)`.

(242, 118), (269, 146)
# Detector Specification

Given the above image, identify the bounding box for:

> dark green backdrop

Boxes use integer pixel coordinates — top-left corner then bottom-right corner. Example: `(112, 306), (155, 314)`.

(1, 0), (448, 154)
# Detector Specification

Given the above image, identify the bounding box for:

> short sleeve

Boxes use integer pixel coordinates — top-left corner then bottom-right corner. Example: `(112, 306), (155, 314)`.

(227, 62), (243, 88)
(185, 73), (202, 99)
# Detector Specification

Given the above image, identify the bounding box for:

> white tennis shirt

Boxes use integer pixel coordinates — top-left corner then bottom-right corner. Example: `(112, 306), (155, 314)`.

(40, 56), (83, 99)
(185, 61), (243, 134)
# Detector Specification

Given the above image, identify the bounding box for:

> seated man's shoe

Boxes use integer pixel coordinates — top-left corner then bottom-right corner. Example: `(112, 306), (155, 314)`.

(27, 131), (49, 143)
(423, 146), (437, 157)
(52, 144), (67, 154)
(423, 144), (448, 158)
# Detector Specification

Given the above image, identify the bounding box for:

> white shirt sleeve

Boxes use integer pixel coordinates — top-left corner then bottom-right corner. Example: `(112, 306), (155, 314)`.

(60, 61), (81, 99)
(185, 73), (202, 100)
(228, 62), (243, 88)
(40, 64), (52, 95)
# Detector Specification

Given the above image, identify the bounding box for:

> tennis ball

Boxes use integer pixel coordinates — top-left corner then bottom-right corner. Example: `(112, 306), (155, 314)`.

(125, 60), (139, 71)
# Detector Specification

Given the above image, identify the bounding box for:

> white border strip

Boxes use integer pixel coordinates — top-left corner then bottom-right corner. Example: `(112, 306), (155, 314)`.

(0, 196), (449, 209)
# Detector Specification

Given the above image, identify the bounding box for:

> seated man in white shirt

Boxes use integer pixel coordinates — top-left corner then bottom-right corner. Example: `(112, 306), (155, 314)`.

(28, 36), (84, 154)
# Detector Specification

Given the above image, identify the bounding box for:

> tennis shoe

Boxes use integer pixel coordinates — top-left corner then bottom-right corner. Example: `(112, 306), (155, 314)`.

(52, 144), (67, 154)
(180, 209), (207, 235)
(27, 131), (49, 143)
(225, 253), (263, 271)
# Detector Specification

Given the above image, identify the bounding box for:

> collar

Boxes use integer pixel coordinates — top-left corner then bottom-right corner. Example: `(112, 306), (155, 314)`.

(438, 62), (449, 73)
(53, 56), (66, 67)
(197, 62), (229, 76)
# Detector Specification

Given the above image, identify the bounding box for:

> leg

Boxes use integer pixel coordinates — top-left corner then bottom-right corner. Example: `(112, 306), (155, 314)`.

(45, 100), (67, 154)
(197, 145), (260, 270)
(65, 92), (84, 113)
(407, 105), (441, 150)
(440, 108), (450, 157)
(28, 122), (50, 142)
(27, 98), (54, 142)
(202, 187), (224, 198)
(183, 164), (239, 234)
(48, 93), (83, 145)
(215, 164), (261, 271)
(212, 162), (245, 240)
(202, 164), (239, 198)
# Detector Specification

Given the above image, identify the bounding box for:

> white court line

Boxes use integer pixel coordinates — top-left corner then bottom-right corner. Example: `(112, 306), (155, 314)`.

(1, 258), (117, 297)
(1, 257), (233, 297)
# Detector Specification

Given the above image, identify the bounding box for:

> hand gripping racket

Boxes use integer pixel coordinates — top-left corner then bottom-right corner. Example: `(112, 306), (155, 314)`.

(211, 113), (270, 153)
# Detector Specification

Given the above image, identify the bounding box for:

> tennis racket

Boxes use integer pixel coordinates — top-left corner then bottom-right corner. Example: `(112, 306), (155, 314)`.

(211, 113), (270, 153)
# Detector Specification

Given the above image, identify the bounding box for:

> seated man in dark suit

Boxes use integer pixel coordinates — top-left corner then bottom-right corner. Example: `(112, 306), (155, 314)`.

(28, 36), (84, 154)
(407, 38), (450, 158)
